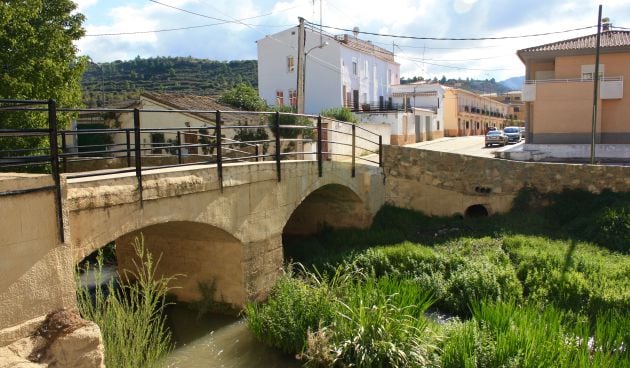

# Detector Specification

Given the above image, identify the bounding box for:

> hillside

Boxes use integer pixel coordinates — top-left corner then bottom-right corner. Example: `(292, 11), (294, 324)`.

(82, 56), (257, 107)
(400, 75), (525, 94)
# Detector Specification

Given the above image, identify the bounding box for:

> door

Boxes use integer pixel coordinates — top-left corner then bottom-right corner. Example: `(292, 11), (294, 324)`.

(352, 90), (359, 111)
(184, 130), (198, 154)
(425, 116), (432, 141)
(415, 115), (421, 142)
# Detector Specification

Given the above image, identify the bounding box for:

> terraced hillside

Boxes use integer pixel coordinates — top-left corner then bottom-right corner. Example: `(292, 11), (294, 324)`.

(82, 56), (257, 107)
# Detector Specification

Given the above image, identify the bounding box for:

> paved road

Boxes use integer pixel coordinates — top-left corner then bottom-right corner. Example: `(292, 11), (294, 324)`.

(404, 136), (523, 158)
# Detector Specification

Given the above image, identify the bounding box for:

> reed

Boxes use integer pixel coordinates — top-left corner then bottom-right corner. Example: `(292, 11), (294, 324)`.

(76, 236), (175, 368)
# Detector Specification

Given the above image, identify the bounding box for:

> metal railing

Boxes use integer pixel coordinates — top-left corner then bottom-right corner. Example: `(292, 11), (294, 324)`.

(1, 99), (384, 241)
(524, 76), (623, 84)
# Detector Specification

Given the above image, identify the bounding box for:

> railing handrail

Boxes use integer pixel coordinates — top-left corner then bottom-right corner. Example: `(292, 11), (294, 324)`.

(524, 76), (623, 84)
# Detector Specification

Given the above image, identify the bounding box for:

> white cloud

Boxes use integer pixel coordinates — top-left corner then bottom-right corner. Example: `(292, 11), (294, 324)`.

(453, 0), (479, 14)
(75, 0), (630, 80)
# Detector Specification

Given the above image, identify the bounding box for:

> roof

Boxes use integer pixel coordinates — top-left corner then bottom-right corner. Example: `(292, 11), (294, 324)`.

(141, 92), (247, 125)
(142, 92), (231, 112)
(518, 30), (630, 59)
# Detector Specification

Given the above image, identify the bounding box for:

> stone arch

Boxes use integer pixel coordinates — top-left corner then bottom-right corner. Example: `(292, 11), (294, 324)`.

(115, 221), (246, 308)
(464, 204), (489, 218)
(283, 183), (372, 236)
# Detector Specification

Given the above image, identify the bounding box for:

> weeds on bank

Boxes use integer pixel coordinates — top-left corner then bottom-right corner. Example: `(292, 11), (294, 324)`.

(76, 235), (175, 368)
(251, 189), (629, 367)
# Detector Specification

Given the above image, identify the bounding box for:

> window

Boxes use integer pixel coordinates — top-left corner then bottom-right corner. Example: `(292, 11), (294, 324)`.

(364, 60), (368, 77)
(275, 90), (284, 106)
(387, 69), (392, 85)
(287, 56), (295, 73)
(437, 120), (440, 131)
(581, 64), (604, 80)
(352, 58), (358, 75)
(289, 90), (297, 109)
(514, 107), (520, 113)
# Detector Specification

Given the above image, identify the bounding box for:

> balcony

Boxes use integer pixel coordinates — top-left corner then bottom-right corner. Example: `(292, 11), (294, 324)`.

(523, 76), (623, 102)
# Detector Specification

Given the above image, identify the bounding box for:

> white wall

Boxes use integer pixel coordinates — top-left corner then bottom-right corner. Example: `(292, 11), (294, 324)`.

(257, 27), (400, 115)
(391, 84), (445, 131)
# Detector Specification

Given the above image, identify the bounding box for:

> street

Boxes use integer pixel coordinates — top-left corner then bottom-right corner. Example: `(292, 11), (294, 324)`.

(404, 136), (522, 158)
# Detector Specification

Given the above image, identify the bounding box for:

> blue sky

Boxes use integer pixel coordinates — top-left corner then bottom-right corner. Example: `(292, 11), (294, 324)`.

(75, 0), (630, 81)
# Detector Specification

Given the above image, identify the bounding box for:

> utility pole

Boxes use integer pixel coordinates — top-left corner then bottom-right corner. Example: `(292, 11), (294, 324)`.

(296, 17), (306, 114)
(590, 4), (603, 164)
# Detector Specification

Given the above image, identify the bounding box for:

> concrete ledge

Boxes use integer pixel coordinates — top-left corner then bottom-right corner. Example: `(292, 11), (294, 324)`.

(498, 143), (630, 163)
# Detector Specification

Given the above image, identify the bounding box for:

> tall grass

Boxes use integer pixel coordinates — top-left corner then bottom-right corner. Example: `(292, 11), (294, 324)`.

(76, 236), (175, 368)
(246, 264), (439, 367)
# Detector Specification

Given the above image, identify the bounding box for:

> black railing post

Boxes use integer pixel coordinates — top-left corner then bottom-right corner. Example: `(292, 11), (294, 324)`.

(125, 130), (131, 167)
(215, 110), (223, 192)
(47, 99), (64, 243)
(255, 144), (259, 162)
(379, 135), (383, 167)
(60, 131), (67, 173)
(317, 115), (323, 177)
(176, 130), (182, 165)
(351, 124), (356, 178)
(133, 108), (143, 206)
(274, 111), (281, 182)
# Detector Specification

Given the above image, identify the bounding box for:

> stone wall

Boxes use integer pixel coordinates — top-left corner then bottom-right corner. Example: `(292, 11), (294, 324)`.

(384, 145), (630, 216)
(0, 175), (77, 347)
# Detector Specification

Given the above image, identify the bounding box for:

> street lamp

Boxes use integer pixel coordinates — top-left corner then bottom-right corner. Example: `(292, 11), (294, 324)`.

(298, 41), (328, 114)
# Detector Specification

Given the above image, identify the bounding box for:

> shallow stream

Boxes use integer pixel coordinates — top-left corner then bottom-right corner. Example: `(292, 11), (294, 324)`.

(163, 304), (302, 368)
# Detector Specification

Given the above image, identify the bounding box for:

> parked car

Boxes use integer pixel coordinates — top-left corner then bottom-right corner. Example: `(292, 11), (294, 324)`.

(485, 130), (508, 147)
(503, 126), (522, 143)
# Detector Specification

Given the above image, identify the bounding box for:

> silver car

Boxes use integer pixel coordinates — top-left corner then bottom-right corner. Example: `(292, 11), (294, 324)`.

(503, 126), (522, 143)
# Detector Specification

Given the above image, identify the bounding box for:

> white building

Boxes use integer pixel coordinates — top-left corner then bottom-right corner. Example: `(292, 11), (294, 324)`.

(387, 83), (446, 143)
(257, 22), (400, 114)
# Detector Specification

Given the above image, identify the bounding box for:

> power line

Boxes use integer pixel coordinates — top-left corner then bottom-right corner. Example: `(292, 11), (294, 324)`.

(305, 20), (597, 41)
(86, 23), (230, 36)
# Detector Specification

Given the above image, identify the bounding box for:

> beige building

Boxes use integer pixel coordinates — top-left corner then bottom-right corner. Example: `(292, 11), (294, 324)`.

(483, 91), (526, 126)
(443, 88), (510, 137)
(72, 93), (248, 155)
(518, 29), (629, 147)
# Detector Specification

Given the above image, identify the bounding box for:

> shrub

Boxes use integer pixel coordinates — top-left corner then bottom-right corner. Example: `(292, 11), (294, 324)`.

(245, 269), (335, 354)
(266, 105), (314, 139)
(305, 276), (437, 368)
(320, 107), (358, 123)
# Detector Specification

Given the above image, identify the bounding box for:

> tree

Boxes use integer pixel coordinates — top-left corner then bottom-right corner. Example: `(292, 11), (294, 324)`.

(1, 0), (86, 158)
(1, 0), (86, 112)
(218, 83), (267, 111)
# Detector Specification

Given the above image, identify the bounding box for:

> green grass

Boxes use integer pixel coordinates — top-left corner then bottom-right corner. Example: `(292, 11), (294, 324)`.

(76, 236), (175, 368)
(252, 189), (630, 367)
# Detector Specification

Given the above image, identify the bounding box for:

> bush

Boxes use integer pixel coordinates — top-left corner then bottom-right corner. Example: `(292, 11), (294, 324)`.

(320, 107), (358, 123)
(503, 235), (630, 317)
(245, 269), (335, 354)
(266, 105), (314, 139)
(304, 276), (437, 368)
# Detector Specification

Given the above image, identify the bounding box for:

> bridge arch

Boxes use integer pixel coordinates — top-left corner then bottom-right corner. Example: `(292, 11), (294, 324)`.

(283, 183), (372, 236)
(114, 221), (246, 307)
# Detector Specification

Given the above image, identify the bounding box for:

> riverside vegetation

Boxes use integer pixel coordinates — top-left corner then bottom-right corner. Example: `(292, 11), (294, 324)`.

(246, 189), (630, 367)
(76, 236), (175, 368)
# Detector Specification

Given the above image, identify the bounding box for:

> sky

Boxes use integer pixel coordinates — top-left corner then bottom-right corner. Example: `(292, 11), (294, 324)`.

(74, 0), (630, 82)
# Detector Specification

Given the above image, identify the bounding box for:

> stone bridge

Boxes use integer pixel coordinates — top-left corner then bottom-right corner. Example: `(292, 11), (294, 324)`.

(1, 160), (384, 345)
(67, 160), (384, 307)
(3, 145), (629, 347)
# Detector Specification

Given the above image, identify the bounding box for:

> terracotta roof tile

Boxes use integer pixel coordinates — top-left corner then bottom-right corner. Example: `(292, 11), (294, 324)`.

(519, 30), (630, 54)
(141, 92), (254, 125)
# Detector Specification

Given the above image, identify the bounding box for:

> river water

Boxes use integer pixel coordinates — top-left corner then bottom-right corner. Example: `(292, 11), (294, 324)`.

(79, 265), (302, 367)
(163, 304), (302, 368)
